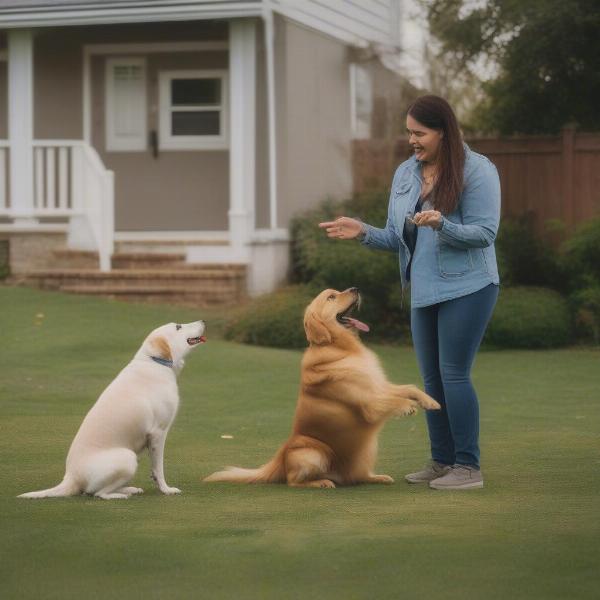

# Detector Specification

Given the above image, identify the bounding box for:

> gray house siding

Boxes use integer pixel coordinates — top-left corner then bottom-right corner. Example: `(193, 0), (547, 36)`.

(34, 30), (83, 139)
(275, 16), (352, 229)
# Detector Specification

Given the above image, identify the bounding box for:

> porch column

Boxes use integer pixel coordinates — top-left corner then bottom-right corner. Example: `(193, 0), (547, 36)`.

(8, 30), (36, 226)
(229, 19), (256, 260)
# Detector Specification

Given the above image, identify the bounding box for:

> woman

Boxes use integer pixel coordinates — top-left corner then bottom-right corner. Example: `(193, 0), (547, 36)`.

(319, 95), (500, 490)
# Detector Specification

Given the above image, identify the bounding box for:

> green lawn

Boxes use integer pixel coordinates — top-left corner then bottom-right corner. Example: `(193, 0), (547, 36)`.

(1, 286), (599, 600)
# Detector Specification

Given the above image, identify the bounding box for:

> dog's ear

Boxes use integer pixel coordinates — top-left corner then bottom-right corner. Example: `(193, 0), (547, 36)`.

(149, 335), (173, 361)
(304, 309), (332, 346)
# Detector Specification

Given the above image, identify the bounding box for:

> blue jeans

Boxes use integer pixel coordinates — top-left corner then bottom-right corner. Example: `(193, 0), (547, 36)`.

(410, 284), (499, 469)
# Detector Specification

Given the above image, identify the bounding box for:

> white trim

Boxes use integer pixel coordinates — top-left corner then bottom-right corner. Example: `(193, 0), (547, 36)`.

(263, 4), (278, 229)
(350, 62), (357, 139)
(0, 223), (68, 233)
(114, 230), (229, 242)
(250, 228), (289, 243)
(8, 29), (35, 224)
(228, 20), (256, 257)
(85, 41), (228, 54)
(0, 4), (263, 29)
(158, 69), (229, 151)
(83, 49), (92, 144)
(105, 57), (148, 152)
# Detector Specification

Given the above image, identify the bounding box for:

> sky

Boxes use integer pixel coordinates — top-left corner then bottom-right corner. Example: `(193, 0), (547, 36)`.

(399, 0), (429, 88)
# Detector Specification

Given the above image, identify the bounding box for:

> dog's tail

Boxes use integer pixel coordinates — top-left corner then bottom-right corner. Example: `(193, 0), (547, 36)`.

(18, 475), (80, 499)
(203, 448), (286, 484)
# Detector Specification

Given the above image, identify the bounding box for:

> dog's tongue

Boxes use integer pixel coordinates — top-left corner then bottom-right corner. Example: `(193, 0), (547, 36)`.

(345, 317), (370, 332)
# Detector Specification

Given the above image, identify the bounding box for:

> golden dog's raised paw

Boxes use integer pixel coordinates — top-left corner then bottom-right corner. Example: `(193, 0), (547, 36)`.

(401, 401), (419, 416)
(424, 399), (441, 410)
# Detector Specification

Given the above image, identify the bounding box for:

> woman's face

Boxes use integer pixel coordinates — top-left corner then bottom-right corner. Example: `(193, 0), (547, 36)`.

(406, 114), (443, 164)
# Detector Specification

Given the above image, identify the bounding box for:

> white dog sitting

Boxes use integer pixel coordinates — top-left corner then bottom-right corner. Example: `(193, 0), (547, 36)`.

(18, 320), (206, 500)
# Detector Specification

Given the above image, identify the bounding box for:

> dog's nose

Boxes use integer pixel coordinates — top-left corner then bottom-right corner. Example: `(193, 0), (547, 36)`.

(348, 287), (359, 295)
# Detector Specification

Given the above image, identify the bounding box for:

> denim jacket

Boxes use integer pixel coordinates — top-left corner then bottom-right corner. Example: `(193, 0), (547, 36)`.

(361, 145), (500, 308)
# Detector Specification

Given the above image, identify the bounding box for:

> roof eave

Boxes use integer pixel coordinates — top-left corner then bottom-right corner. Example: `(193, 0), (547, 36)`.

(0, 4), (263, 28)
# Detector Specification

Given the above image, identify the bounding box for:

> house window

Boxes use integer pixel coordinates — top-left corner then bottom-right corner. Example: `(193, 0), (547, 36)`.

(105, 57), (147, 151)
(159, 70), (228, 150)
(350, 63), (373, 139)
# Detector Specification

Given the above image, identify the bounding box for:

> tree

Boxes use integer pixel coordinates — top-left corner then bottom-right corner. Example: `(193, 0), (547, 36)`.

(420, 0), (600, 134)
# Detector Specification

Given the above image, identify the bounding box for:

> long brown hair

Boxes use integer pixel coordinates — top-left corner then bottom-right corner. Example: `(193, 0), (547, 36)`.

(407, 95), (465, 214)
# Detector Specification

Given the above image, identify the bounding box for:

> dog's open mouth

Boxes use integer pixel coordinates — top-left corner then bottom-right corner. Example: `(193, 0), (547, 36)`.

(187, 336), (207, 346)
(336, 302), (370, 333)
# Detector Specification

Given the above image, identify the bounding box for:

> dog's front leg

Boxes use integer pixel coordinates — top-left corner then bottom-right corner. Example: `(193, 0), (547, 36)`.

(148, 429), (181, 495)
(362, 384), (439, 424)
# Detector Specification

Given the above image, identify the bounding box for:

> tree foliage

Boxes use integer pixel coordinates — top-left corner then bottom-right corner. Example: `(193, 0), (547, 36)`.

(421, 0), (600, 134)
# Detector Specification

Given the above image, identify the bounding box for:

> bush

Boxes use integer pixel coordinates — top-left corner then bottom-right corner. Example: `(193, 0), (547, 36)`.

(570, 285), (600, 345)
(495, 214), (563, 289)
(224, 285), (316, 349)
(484, 286), (571, 349)
(560, 217), (600, 291)
(290, 190), (411, 342)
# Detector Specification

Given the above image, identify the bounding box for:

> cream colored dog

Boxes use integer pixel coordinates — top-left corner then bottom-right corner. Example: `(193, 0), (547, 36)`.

(18, 320), (206, 500)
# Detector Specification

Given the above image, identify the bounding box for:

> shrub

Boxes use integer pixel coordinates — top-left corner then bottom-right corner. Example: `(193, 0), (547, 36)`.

(560, 217), (600, 291)
(224, 285), (316, 349)
(495, 214), (563, 289)
(570, 285), (600, 345)
(290, 190), (411, 342)
(484, 286), (571, 349)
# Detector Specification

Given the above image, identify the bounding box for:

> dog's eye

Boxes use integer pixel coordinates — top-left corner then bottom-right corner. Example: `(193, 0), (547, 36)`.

(175, 324), (182, 331)
(327, 294), (336, 301)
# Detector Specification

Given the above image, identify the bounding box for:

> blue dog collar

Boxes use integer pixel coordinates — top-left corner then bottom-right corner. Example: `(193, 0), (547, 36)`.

(151, 356), (174, 368)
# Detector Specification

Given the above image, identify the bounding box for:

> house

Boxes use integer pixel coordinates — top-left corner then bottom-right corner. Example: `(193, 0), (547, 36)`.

(0, 0), (407, 303)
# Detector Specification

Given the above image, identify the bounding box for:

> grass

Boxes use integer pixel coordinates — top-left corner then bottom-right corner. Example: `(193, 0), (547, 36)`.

(1, 285), (599, 599)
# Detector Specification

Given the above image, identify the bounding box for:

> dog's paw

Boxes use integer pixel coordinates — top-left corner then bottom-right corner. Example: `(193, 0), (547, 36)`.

(160, 486), (182, 495)
(317, 479), (336, 489)
(119, 486), (144, 495)
(96, 492), (130, 500)
(368, 474), (394, 484)
(400, 400), (419, 416)
(422, 398), (441, 410)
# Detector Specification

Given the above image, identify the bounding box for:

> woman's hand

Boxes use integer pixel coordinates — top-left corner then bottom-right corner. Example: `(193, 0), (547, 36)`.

(318, 217), (364, 240)
(412, 210), (442, 230)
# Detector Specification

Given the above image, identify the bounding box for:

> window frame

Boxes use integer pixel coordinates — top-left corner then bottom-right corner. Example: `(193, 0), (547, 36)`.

(349, 63), (373, 140)
(105, 56), (148, 152)
(158, 69), (229, 151)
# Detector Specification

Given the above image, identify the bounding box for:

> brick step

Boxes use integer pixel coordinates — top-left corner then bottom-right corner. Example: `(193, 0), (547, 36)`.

(111, 252), (187, 269)
(60, 285), (237, 306)
(22, 268), (246, 281)
(51, 249), (99, 269)
(12, 267), (247, 306)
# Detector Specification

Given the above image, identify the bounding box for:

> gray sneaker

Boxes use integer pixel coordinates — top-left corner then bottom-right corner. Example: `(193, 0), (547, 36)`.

(429, 464), (483, 490)
(405, 461), (452, 484)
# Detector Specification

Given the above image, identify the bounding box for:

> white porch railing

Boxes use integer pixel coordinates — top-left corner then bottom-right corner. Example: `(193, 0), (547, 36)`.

(0, 140), (114, 271)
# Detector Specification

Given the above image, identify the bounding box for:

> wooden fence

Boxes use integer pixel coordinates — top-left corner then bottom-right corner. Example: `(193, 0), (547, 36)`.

(352, 126), (600, 233)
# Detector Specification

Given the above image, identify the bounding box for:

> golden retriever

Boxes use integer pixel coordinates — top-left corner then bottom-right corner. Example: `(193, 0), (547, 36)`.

(19, 320), (206, 500)
(204, 288), (440, 488)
